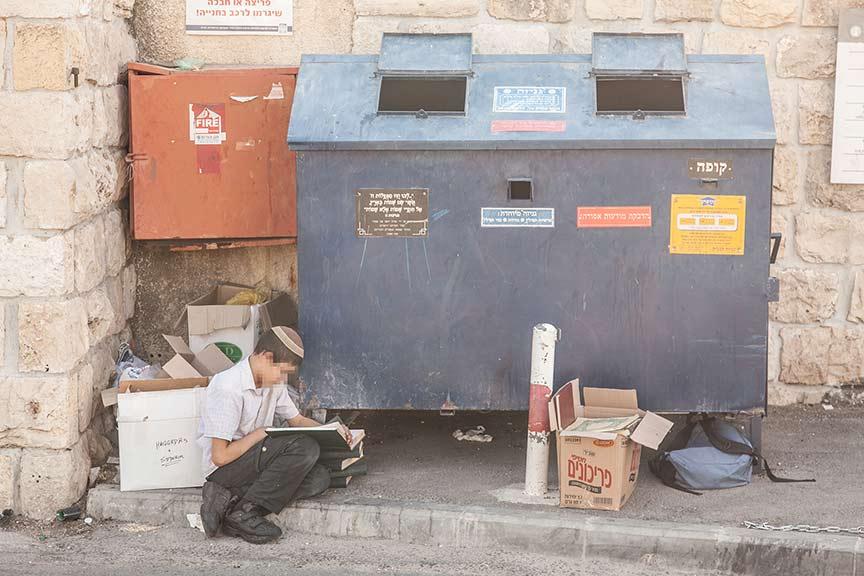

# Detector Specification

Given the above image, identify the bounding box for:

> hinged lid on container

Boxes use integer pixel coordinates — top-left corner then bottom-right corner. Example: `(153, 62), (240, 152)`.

(378, 33), (473, 75)
(288, 32), (776, 150)
(592, 33), (688, 116)
(592, 32), (687, 76)
(376, 33), (473, 116)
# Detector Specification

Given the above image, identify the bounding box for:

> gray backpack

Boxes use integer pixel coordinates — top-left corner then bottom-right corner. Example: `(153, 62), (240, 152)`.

(650, 416), (814, 494)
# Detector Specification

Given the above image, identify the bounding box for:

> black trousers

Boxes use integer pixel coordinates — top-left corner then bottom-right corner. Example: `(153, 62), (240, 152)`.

(207, 434), (329, 514)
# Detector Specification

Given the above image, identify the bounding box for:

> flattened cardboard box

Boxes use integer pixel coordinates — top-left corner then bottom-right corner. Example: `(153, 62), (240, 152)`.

(101, 335), (233, 408)
(176, 284), (297, 361)
(550, 381), (673, 511)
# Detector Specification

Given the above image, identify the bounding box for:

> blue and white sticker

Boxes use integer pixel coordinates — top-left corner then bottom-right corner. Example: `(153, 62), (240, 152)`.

(493, 87), (567, 114)
(481, 207), (555, 228)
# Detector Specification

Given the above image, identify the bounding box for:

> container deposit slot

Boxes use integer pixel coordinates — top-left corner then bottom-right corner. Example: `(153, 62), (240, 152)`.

(595, 75), (685, 115)
(377, 76), (468, 115)
(508, 178), (533, 201)
(591, 33), (688, 117)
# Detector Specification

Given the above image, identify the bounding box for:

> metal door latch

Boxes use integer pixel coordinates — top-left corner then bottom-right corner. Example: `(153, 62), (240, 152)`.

(125, 152), (149, 164)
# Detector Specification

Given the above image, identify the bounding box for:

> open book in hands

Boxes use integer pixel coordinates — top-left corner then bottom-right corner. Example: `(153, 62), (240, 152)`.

(266, 421), (365, 451)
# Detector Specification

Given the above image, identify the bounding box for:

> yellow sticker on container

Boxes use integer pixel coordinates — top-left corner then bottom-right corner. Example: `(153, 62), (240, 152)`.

(669, 194), (746, 255)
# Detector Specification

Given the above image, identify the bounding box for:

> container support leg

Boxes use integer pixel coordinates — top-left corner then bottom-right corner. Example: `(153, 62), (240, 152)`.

(748, 414), (764, 474)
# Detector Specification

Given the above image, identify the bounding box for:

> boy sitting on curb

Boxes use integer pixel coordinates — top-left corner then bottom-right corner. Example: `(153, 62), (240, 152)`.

(196, 326), (349, 544)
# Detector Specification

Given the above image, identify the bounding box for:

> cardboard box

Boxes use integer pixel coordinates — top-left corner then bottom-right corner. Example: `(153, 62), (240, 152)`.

(177, 284), (297, 361)
(161, 335), (234, 379)
(102, 335), (233, 408)
(118, 386), (207, 491)
(550, 381), (673, 511)
(111, 336), (232, 491)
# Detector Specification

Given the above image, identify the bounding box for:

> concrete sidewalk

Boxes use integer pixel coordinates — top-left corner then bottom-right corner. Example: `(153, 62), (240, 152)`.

(340, 405), (864, 528)
(88, 485), (862, 576)
(88, 405), (864, 575)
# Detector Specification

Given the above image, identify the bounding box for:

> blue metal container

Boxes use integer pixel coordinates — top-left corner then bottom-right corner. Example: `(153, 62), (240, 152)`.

(288, 33), (776, 413)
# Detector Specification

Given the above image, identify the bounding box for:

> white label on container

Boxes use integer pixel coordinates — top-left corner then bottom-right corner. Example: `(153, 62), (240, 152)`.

(493, 87), (567, 114)
(264, 83), (285, 100)
(481, 208), (555, 228)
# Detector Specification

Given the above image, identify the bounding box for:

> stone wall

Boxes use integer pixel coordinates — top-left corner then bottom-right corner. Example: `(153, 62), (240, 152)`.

(132, 0), (864, 406)
(0, 0), (136, 519)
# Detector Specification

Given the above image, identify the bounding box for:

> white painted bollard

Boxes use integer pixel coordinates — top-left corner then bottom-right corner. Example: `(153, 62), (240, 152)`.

(524, 323), (559, 497)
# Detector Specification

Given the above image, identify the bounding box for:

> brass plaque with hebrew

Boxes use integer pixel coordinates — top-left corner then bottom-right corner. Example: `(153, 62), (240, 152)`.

(688, 159), (733, 180)
(355, 188), (429, 237)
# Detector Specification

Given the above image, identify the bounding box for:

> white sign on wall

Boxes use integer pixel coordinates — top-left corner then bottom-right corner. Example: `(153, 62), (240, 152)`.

(831, 9), (864, 183)
(186, 0), (293, 36)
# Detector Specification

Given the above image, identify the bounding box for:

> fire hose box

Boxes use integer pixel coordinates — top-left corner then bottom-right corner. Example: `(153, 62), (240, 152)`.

(287, 33), (776, 414)
(129, 64), (299, 241)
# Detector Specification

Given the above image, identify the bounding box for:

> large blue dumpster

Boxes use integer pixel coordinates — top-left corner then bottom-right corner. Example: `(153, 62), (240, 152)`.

(288, 33), (776, 413)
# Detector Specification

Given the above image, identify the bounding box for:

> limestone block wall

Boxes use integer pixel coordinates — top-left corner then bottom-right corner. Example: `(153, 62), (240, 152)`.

(0, 0), (136, 519)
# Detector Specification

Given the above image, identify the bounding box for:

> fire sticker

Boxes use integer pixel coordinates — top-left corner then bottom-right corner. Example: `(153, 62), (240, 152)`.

(189, 103), (227, 175)
(669, 194), (746, 255)
(189, 103), (227, 145)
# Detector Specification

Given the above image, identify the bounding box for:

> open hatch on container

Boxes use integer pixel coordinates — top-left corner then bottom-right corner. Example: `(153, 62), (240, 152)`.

(592, 33), (688, 116)
(376, 33), (473, 116)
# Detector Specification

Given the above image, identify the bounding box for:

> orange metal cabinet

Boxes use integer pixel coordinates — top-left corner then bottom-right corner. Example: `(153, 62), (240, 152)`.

(128, 64), (298, 241)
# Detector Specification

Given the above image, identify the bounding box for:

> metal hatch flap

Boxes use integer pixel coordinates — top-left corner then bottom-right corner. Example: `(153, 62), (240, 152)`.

(378, 33), (473, 75)
(592, 32), (687, 75)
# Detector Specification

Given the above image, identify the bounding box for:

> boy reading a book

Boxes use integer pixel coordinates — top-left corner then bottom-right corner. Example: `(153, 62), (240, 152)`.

(197, 326), (350, 544)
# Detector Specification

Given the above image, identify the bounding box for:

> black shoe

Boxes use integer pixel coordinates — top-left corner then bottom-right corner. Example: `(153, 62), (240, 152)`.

(201, 481), (234, 538)
(222, 500), (282, 544)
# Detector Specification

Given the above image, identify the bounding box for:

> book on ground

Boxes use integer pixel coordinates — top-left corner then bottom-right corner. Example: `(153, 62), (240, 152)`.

(320, 455), (363, 472)
(319, 443), (364, 462)
(329, 460), (367, 479)
(266, 421), (365, 451)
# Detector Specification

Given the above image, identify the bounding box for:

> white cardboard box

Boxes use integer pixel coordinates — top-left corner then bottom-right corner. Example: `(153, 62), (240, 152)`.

(118, 387), (207, 492)
(177, 285), (296, 361)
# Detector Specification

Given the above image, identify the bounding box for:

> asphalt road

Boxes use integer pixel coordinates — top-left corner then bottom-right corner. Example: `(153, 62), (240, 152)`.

(1, 522), (730, 576)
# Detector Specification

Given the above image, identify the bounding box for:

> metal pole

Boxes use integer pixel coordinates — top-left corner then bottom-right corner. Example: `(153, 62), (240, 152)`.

(524, 323), (559, 496)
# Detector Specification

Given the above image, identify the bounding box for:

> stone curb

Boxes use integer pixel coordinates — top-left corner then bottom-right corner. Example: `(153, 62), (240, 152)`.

(87, 485), (862, 576)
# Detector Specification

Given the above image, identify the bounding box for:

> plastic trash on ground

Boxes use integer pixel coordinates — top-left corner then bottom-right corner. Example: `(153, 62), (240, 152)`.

(452, 426), (493, 443)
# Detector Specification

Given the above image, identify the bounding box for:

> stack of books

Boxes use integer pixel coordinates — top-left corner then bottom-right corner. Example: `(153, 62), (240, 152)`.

(319, 436), (366, 488)
(265, 421), (367, 488)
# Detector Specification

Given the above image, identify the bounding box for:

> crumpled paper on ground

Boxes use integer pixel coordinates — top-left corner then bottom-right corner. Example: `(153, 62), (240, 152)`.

(452, 426), (493, 443)
(186, 513), (205, 533)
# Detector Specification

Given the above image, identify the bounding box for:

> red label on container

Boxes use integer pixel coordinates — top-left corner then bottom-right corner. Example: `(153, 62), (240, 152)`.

(196, 146), (221, 175)
(577, 206), (653, 228)
(491, 120), (566, 133)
